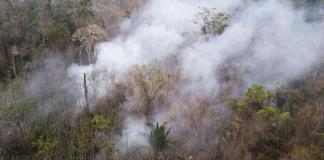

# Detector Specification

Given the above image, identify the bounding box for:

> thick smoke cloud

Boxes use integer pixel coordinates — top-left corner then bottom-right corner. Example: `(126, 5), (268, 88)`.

(68, 0), (324, 153)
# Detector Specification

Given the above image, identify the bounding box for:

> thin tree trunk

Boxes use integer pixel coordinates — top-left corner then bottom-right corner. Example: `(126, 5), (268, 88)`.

(8, 46), (17, 78)
(84, 73), (89, 113)
(5, 0), (14, 10)
(87, 47), (91, 64)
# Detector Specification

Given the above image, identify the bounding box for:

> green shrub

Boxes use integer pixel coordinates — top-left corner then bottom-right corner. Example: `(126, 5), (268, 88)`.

(256, 105), (291, 121)
(32, 137), (59, 159)
(90, 114), (115, 130)
(44, 23), (71, 48)
(235, 84), (274, 111)
(257, 105), (279, 119)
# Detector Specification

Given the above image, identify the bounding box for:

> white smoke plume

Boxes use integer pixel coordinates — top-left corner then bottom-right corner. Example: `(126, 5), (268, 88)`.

(67, 0), (324, 154)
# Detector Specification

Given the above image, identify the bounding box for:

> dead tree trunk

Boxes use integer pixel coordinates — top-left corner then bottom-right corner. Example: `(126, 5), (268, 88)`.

(87, 46), (91, 64)
(7, 46), (17, 78)
(83, 73), (89, 113)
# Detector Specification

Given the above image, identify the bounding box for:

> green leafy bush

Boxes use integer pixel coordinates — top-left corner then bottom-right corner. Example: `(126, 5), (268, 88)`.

(32, 137), (59, 159)
(257, 105), (279, 119)
(44, 23), (71, 48)
(257, 105), (291, 121)
(0, 80), (36, 123)
(90, 114), (115, 130)
(235, 84), (274, 111)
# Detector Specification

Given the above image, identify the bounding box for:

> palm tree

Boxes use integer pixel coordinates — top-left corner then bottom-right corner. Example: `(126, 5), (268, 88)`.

(149, 122), (171, 159)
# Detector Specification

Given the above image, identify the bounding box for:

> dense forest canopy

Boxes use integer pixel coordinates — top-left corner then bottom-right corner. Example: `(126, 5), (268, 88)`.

(0, 0), (324, 160)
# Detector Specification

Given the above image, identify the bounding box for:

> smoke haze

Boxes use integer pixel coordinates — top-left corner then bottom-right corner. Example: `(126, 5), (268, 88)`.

(67, 0), (324, 153)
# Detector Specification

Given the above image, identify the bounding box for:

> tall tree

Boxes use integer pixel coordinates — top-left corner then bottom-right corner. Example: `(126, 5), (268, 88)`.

(72, 24), (105, 64)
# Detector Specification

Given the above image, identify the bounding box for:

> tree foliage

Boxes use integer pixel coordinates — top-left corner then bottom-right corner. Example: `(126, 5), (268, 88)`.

(72, 24), (105, 64)
(194, 7), (231, 35)
(90, 114), (115, 130)
(235, 84), (274, 111)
